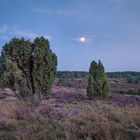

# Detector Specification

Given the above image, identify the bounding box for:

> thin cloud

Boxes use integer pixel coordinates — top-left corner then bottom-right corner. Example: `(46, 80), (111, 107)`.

(43, 35), (51, 40)
(0, 25), (9, 34)
(33, 7), (80, 17)
(33, 7), (52, 15)
(101, 33), (112, 39)
(14, 30), (38, 39)
(57, 9), (78, 16)
(0, 24), (51, 41)
(0, 35), (9, 40)
(15, 30), (51, 40)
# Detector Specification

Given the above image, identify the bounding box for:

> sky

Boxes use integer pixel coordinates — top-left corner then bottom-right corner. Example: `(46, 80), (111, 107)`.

(0, 0), (140, 72)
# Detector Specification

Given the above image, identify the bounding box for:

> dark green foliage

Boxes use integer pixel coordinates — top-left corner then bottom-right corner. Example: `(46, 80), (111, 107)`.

(137, 89), (140, 95)
(33, 37), (57, 95)
(0, 37), (57, 103)
(3, 59), (29, 98)
(57, 71), (88, 79)
(87, 60), (109, 99)
(128, 77), (133, 83)
(57, 78), (72, 87)
(107, 72), (140, 84)
(127, 76), (139, 84)
(57, 71), (140, 80)
(118, 89), (140, 95)
(119, 90), (125, 94)
(107, 71), (140, 78)
(87, 74), (95, 98)
(127, 89), (136, 95)
(0, 51), (7, 87)
(0, 38), (32, 97)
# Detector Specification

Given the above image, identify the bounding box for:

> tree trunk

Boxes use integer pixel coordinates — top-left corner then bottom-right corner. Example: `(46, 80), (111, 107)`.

(31, 88), (42, 106)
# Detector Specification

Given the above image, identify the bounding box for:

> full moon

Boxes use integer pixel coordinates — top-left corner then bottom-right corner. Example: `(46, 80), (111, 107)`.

(80, 37), (86, 42)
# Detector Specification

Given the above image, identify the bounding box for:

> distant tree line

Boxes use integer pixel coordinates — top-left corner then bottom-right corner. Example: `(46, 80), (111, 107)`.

(107, 71), (140, 78)
(57, 71), (88, 79)
(107, 72), (140, 83)
(57, 71), (140, 82)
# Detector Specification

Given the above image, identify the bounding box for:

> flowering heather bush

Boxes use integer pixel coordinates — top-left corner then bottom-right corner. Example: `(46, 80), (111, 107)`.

(50, 110), (68, 120)
(0, 132), (17, 140)
(3, 112), (15, 119)
(0, 94), (6, 99)
(15, 108), (34, 120)
(46, 88), (140, 107)
(107, 94), (140, 107)
(0, 116), (5, 129)
(70, 109), (82, 116)
(0, 115), (15, 131)
(0, 86), (140, 139)
(39, 106), (68, 120)
(53, 104), (64, 108)
(49, 92), (87, 103)
(39, 106), (54, 116)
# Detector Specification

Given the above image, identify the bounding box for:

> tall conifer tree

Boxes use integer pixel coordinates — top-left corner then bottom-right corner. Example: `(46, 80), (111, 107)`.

(87, 60), (109, 99)
(0, 37), (57, 104)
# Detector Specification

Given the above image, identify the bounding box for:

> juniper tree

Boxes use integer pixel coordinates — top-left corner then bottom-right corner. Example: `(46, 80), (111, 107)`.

(87, 61), (98, 97)
(87, 60), (109, 99)
(0, 37), (57, 104)
(33, 37), (57, 102)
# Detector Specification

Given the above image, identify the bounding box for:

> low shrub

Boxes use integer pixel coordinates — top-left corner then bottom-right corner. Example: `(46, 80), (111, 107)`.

(127, 89), (137, 95)
(118, 89), (140, 95)
(0, 117), (5, 129)
(137, 89), (140, 95)
(119, 91), (125, 94)
(0, 131), (17, 140)
(39, 106), (54, 116)
(15, 108), (34, 121)
(57, 78), (72, 87)
(0, 116), (15, 131)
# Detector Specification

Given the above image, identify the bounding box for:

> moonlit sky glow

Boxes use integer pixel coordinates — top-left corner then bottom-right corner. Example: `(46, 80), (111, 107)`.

(0, 0), (140, 72)
(80, 37), (86, 43)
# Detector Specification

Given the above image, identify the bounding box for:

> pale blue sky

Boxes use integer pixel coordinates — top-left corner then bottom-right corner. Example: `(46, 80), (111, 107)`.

(0, 0), (140, 71)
